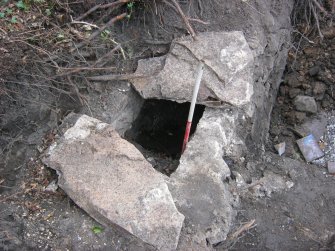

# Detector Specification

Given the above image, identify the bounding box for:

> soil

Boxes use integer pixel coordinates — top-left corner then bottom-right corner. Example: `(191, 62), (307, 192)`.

(0, 0), (335, 250)
(216, 13), (335, 251)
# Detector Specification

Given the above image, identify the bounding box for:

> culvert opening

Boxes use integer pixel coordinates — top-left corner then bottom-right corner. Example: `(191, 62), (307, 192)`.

(125, 99), (205, 175)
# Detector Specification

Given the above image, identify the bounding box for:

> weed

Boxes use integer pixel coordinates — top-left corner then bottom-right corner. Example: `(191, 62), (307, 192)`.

(92, 226), (103, 234)
(10, 16), (17, 23)
(127, 1), (135, 19)
(16, 0), (27, 11)
(101, 29), (111, 40)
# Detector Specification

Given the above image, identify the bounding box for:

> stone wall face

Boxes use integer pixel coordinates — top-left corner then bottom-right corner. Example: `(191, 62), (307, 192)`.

(43, 1), (294, 249)
(127, 2), (294, 246)
(171, 0), (293, 151)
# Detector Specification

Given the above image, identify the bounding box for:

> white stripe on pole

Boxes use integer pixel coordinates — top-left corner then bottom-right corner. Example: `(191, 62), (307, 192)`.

(188, 62), (204, 122)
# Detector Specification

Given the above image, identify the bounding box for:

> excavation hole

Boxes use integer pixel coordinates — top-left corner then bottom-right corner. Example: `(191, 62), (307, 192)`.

(125, 99), (205, 175)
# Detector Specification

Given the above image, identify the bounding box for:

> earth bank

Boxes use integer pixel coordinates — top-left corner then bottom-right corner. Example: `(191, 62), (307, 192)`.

(0, 0), (334, 250)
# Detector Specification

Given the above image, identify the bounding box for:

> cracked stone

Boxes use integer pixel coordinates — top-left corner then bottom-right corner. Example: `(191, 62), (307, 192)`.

(131, 31), (254, 110)
(42, 114), (184, 251)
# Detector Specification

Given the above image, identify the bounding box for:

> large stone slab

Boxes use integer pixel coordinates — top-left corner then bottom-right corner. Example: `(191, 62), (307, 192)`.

(168, 108), (238, 246)
(42, 114), (184, 250)
(132, 31), (254, 111)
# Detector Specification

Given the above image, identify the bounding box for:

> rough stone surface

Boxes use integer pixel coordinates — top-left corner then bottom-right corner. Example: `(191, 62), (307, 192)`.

(168, 108), (238, 246)
(132, 31), (254, 111)
(131, 0), (293, 155)
(42, 114), (184, 251)
(308, 65), (321, 76)
(81, 82), (144, 136)
(286, 72), (302, 88)
(325, 114), (335, 164)
(294, 95), (318, 113)
(288, 88), (301, 99)
(313, 82), (327, 100)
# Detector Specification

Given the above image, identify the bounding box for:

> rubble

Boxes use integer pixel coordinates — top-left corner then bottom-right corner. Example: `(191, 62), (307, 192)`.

(293, 95), (318, 114)
(274, 142), (286, 156)
(42, 114), (184, 250)
(296, 134), (324, 162)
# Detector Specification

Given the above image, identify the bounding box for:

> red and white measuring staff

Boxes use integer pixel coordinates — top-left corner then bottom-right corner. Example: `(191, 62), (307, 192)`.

(181, 62), (204, 154)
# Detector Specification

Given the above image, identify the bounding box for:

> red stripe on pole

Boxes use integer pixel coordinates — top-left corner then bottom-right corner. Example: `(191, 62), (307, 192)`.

(182, 121), (192, 153)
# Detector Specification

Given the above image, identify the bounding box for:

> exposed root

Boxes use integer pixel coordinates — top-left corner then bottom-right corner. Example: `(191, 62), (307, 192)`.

(70, 13), (127, 52)
(292, 0), (334, 41)
(75, 0), (134, 21)
(228, 219), (257, 240)
(166, 0), (197, 39)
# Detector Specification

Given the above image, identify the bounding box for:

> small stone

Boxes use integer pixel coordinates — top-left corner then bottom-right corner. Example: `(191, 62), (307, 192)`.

(321, 99), (331, 109)
(296, 134), (324, 162)
(327, 161), (335, 174)
(44, 180), (58, 193)
(232, 171), (245, 187)
(308, 66), (320, 77)
(284, 111), (296, 125)
(288, 88), (301, 99)
(295, 111), (306, 123)
(313, 82), (327, 100)
(274, 142), (286, 156)
(294, 95), (317, 114)
(270, 126), (281, 136)
(302, 83), (312, 90)
(304, 89), (313, 96)
(285, 181), (294, 189)
(286, 72), (301, 88)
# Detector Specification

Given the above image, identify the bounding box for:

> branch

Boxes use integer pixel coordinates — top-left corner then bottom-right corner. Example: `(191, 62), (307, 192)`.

(88, 73), (148, 81)
(311, 0), (328, 15)
(228, 219), (256, 240)
(169, 0), (197, 39)
(70, 13), (127, 52)
(75, 0), (133, 21)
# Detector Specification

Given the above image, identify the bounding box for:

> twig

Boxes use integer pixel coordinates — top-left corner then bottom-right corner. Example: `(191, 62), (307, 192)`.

(144, 39), (171, 45)
(8, 39), (59, 69)
(311, 3), (324, 40)
(0, 190), (27, 203)
(311, 0), (328, 15)
(169, 0), (197, 39)
(66, 76), (85, 105)
(238, 180), (263, 191)
(228, 219), (256, 240)
(53, 67), (115, 78)
(88, 73), (148, 81)
(71, 13), (127, 52)
(188, 18), (209, 25)
(241, 0), (265, 16)
(93, 44), (121, 67)
(292, 29), (315, 44)
(75, 0), (133, 21)
(0, 27), (7, 35)
(70, 20), (99, 29)
(75, 5), (101, 21)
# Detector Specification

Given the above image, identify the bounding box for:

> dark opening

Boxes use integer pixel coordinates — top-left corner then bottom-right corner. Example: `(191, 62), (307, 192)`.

(125, 99), (205, 175)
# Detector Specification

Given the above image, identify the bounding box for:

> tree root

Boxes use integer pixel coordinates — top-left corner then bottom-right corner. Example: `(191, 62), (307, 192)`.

(75, 0), (134, 21)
